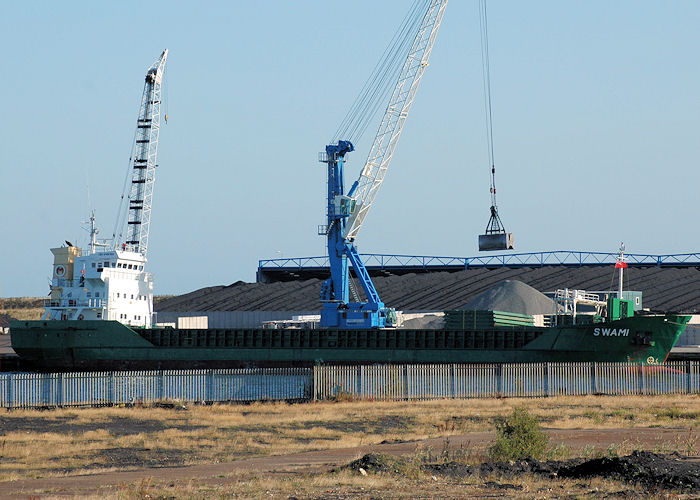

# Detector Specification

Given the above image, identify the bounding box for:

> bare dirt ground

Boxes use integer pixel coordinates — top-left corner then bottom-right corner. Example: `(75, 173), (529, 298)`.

(2, 427), (698, 499)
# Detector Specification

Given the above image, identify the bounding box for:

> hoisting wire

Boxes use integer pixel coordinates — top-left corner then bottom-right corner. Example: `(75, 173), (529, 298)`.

(333, 0), (423, 143)
(163, 66), (169, 124)
(480, 0), (497, 209)
(112, 123), (139, 248)
(332, 0), (428, 145)
(479, 0), (506, 235)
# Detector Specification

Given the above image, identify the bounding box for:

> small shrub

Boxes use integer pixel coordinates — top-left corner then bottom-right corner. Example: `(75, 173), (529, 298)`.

(581, 444), (596, 459)
(581, 410), (604, 424)
(330, 387), (357, 402)
(609, 409), (635, 421)
(654, 407), (699, 420)
(547, 443), (572, 460)
(487, 407), (549, 461)
(605, 442), (622, 457)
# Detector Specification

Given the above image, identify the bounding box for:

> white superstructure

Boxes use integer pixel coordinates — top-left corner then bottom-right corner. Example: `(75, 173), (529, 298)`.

(42, 50), (167, 329)
(44, 244), (153, 327)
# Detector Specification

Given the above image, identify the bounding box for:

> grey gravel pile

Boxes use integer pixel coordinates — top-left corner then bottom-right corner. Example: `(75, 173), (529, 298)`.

(401, 314), (445, 329)
(457, 280), (557, 315)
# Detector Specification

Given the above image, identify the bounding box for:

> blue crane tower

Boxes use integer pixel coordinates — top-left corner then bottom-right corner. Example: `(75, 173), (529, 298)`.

(319, 0), (448, 329)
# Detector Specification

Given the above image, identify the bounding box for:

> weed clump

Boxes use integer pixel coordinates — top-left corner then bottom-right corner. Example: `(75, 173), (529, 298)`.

(488, 406), (549, 461)
(344, 453), (421, 478)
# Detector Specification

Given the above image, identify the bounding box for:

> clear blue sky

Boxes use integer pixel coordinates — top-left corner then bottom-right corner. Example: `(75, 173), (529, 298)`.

(1, 1), (698, 298)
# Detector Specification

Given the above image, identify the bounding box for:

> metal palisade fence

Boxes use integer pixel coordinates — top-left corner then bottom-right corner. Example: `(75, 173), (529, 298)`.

(0, 368), (312, 409)
(1, 362), (699, 408)
(314, 362), (700, 400)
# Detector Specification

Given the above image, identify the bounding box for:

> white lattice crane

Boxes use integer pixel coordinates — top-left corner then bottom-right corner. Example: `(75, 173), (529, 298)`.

(343, 2), (446, 242)
(44, 50), (168, 328)
(115, 49), (168, 256)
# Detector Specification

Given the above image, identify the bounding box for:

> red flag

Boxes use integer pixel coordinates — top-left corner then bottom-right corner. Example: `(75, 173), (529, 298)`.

(615, 261), (627, 269)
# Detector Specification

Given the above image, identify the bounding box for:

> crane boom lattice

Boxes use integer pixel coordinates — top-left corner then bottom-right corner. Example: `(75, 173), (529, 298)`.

(122, 49), (168, 256)
(344, 0), (447, 241)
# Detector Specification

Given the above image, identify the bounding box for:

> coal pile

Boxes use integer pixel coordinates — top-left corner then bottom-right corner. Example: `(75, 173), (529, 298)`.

(557, 450), (700, 492)
(427, 452), (700, 492)
(156, 266), (700, 313)
(351, 452), (700, 493)
(342, 453), (406, 475)
(423, 457), (560, 478)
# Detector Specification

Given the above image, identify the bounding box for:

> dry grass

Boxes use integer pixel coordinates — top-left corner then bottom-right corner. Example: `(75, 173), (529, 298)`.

(32, 468), (677, 499)
(0, 296), (174, 322)
(0, 297), (44, 322)
(1, 394), (698, 484)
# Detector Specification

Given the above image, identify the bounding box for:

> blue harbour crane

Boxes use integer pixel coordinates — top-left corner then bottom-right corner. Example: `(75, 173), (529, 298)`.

(319, 0), (448, 328)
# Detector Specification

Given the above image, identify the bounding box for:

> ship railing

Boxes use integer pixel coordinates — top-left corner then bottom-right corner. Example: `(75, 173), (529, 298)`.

(44, 298), (106, 309)
(101, 269), (153, 282)
(552, 289), (608, 325)
(51, 271), (152, 288)
(554, 289), (603, 304)
(52, 278), (76, 288)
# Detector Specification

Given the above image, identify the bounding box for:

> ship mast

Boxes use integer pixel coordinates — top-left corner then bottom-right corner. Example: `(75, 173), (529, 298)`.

(87, 210), (108, 255)
(617, 242), (626, 298)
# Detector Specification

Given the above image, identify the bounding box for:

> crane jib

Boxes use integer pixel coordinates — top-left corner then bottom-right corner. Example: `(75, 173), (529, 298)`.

(115, 49), (168, 257)
(319, 0), (448, 329)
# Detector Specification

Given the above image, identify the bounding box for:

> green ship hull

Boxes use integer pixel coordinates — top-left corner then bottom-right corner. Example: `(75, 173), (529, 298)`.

(10, 313), (690, 371)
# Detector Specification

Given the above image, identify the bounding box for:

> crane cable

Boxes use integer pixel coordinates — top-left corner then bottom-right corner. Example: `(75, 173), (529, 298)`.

(112, 122), (139, 247)
(163, 65), (169, 123)
(479, 0), (498, 211)
(332, 0), (428, 145)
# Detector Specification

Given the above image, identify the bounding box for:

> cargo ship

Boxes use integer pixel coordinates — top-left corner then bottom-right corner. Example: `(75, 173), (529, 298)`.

(9, 242), (691, 371)
(9, 312), (690, 371)
(7, 41), (691, 370)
